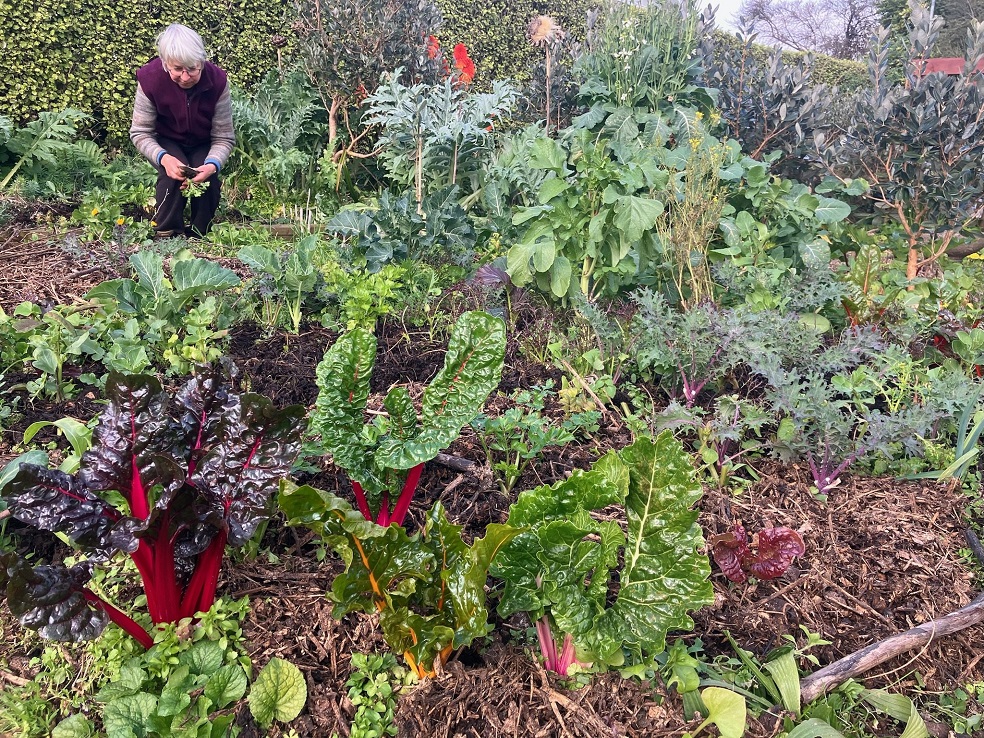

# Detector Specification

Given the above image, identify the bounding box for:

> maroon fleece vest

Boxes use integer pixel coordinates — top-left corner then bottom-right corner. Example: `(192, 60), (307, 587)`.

(136, 58), (227, 147)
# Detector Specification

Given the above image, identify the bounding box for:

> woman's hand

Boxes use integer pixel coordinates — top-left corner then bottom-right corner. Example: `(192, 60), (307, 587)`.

(191, 163), (217, 183)
(160, 153), (189, 181)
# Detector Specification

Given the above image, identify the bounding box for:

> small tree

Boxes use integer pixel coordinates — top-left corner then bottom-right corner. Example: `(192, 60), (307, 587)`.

(293, 0), (444, 145)
(815, 3), (984, 281)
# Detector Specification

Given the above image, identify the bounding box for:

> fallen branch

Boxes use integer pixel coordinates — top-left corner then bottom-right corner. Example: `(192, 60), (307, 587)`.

(800, 592), (984, 704)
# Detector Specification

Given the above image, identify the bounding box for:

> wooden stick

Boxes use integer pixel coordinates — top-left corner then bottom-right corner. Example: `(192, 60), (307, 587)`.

(800, 592), (984, 704)
(433, 452), (477, 473)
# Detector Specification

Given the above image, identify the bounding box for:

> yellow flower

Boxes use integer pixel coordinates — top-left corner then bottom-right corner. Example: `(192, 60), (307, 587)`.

(151, 220), (158, 227)
(710, 111), (721, 125)
(694, 111), (704, 121)
(91, 207), (100, 216)
(116, 217), (125, 226)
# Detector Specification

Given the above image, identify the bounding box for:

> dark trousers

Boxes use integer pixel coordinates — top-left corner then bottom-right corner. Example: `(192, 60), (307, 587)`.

(153, 136), (221, 237)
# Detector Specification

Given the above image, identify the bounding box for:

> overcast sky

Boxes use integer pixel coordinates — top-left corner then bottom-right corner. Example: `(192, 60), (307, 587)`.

(705, 0), (744, 29)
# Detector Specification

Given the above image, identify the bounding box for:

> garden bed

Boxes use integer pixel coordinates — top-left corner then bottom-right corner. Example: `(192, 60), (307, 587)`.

(0, 233), (981, 737)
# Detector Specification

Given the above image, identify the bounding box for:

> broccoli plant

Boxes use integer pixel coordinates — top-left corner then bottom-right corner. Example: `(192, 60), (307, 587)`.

(0, 367), (305, 648)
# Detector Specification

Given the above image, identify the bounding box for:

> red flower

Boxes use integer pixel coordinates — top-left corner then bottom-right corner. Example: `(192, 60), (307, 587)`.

(452, 43), (475, 84)
(426, 35), (440, 60)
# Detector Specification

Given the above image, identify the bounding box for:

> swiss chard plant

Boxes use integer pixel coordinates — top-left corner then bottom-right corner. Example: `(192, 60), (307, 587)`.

(493, 433), (714, 675)
(279, 482), (518, 678)
(0, 367), (305, 649)
(309, 310), (504, 527)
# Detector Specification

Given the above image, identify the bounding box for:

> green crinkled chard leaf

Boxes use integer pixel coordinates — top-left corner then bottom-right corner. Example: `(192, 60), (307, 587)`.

(494, 434), (713, 667)
(596, 433), (714, 660)
(279, 482), (518, 675)
(311, 328), (377, 488)
(376, 311), (505, 469)
(248, 657), (307, 728)
(504, 461), (624, 528)
(383, 387), (418, 442)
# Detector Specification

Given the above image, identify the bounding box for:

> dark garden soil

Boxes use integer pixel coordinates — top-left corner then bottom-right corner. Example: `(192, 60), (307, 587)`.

(0, 224), (982, 737)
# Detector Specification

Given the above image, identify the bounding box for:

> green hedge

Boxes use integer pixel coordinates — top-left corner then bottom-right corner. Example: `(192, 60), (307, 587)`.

(0, 0), (290, 146)
(711, 31), (867, 91)
(434, 0), (594, 84)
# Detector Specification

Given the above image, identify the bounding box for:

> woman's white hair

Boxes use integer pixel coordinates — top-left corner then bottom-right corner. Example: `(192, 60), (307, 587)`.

(157, 24), (207, 68)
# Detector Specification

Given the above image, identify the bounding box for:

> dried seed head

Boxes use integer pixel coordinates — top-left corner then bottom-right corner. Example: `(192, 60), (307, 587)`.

(527, 15), (564, 46)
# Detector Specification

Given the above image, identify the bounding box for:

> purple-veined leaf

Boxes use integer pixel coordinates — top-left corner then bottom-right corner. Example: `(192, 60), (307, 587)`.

(193, 394), (305, 546)
(5, 465), (139, 553)
(748, 527), (805, 580)
(1, 553), (107, 641)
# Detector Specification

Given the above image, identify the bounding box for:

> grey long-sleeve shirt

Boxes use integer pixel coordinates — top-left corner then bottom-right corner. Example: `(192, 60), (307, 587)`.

(129, 84), (234, 170)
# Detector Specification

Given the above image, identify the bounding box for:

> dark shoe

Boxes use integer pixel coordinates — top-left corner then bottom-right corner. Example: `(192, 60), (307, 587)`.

(154, 229), (179, 239)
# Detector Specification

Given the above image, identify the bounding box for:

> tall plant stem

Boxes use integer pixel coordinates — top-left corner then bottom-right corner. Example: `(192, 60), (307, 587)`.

(545, 48), (552, 134)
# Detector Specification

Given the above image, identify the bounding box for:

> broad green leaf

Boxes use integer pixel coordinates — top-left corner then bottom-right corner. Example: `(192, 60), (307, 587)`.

(763, 650), (801, 713)
(157, 665), (194, 717)
(310, 328), (376, 488)
(102, 692), (158, 738)
(172, 257), (240, 296)
(179, 640), (224, 677)
(785, 718), (846, 737)
(52, 714), (94, 738)
(0, 450), (49, 495)
(813, 197), (851, 224)
(861, 690), (930, 738)
(538, 177), (570, 204)
(596, 433), (713, 660)
(694, 687), (746, 738)
(528, 136), (567, 172)
(506, 242), (536, 285)
(237, 244), (280, 276)
(612, 195), (664, 243)
(23, 417), (91, 460)
(204, 664), (249, 709)
(248, 658), (307, 728)
(798, 313), (831, 333)
(532, 241), (557, 272)
(799, 239), (831, 270)
(550, 256), (572, 298)
(130, 251), (167, 302)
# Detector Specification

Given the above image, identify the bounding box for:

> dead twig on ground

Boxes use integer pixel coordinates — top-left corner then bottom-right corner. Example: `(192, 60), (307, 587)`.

(800, 592), (984, 703)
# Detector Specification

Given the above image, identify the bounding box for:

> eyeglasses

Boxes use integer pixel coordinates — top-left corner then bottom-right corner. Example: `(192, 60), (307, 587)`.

(164, 63), (202, 78)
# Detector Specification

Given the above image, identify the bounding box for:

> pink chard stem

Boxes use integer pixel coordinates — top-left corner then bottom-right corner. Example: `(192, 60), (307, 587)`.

(390, 463), (425, 528)
(83, 589), (154, 650)
(351, 480), (373, 521)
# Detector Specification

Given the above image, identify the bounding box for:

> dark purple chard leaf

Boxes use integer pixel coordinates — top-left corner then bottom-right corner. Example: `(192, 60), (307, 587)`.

(174, 364), (242, 468)
(1, 554), (107, 641)
(79, 373), (183, 519)
(748, 527), (805, 580)
(192, 394), (305, 546)
(5, 465), (138, 554)
(710, 525), (751, 584)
